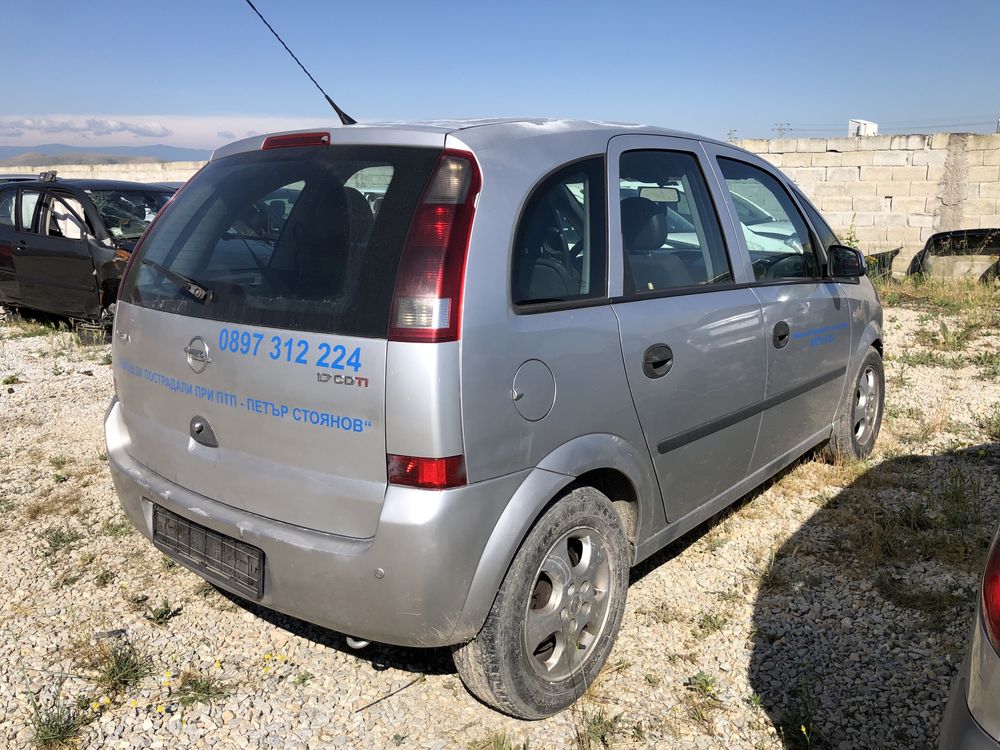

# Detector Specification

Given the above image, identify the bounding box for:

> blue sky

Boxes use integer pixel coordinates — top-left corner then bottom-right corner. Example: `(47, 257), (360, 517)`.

(2, 0), (998, 149)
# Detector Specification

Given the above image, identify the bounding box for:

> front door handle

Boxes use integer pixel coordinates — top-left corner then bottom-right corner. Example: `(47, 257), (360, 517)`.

(772, 321), (790, 349)
(642, 344), (673, 379)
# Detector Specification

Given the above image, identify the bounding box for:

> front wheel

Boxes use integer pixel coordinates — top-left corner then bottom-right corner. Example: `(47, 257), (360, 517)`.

(823, 346), (884, 462)
(452, 486), (630, 719)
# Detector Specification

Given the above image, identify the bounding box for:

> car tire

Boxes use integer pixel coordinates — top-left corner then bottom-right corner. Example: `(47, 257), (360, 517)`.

(452, 486), (630, 719)
(822, 346), (884, 462)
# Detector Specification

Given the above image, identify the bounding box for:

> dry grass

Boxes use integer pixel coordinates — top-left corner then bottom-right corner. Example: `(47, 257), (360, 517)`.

(682, 671), (722, 735)
(25, 486), (85, 520)
(173, 669), (230, 707)
(874, 275), (999, 317)
(74, 638), (154, 695)
(978, 403), (1000, 441)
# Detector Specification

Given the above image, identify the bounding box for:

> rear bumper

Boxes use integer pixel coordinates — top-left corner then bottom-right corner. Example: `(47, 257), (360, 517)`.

(939, 671), (999, 750)
(105, 398), (530, 647)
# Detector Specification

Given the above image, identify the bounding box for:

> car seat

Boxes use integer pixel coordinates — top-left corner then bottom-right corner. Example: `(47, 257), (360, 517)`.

(516, 201), (580, 302)
(621, 197), (692, 292)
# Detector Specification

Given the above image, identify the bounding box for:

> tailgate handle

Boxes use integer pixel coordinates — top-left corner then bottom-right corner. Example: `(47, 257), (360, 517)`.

(190, 416), (219, 448)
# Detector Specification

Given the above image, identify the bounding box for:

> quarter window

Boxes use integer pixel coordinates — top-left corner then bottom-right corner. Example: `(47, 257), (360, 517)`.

(717, 158), (820, 281)
(619, 150), (732, 295)
(511, 158), (607, 307)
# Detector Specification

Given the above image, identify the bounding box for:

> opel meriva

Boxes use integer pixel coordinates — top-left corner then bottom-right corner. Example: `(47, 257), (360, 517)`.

(105, 119), (884, 719)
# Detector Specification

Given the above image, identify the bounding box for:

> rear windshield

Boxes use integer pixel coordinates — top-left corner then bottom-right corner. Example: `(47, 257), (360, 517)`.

(119, 145), (441, 337)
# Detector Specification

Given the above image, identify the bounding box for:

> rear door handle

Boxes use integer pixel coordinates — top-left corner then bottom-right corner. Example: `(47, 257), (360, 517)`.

(642, 344), (673, 379)
(772, 321), (790, 349)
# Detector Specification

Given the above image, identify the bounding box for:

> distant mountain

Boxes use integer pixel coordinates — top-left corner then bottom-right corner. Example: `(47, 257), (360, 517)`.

(0, 151), (161, 166)
(0, 143), (211, 165)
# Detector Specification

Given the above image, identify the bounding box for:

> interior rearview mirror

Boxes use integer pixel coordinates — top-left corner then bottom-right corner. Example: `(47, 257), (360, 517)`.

(639, 187), (679, 203)
(828, 244), (866, 278)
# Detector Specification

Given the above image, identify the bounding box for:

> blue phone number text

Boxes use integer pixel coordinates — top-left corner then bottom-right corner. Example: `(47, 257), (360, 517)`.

(218, 327), (362, 372)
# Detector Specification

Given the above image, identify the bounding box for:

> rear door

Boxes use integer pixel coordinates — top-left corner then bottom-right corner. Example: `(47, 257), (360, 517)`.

(0, 187), (19, 302)
(114, 143), (443, 539)
(705, 145), (851, 471)
(609, 135), (766, 522)
(14, 189), (100, 317)
(10, 188), (42, 306)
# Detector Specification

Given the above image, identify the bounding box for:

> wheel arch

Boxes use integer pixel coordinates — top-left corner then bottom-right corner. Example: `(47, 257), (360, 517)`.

(449, 433), (660, 643)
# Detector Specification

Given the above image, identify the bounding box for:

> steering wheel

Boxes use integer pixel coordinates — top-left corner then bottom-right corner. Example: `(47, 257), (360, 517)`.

(764, 255), (808, 280)
(751, 256), (772, 279)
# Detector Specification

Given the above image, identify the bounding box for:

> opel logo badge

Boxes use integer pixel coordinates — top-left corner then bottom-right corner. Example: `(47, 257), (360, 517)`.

(183, 336), (212, 374)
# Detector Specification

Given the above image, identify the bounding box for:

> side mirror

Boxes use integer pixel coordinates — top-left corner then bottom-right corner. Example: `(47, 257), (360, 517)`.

(828, 244), (866, 278)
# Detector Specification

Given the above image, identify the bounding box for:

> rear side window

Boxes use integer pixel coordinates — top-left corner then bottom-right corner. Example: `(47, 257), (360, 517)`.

(44, 193), (91, 240)
(619, 150), (732, 294)
(120, 145), (441, 337)
(511, 157), (607, 308)
(0, 188), (14, 226)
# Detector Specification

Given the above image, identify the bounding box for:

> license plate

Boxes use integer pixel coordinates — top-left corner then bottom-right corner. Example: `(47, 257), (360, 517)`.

(152, 504), (264, 599)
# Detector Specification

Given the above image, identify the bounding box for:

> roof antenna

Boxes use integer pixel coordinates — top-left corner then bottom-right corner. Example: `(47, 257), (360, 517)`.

(243, 0), (356, 125)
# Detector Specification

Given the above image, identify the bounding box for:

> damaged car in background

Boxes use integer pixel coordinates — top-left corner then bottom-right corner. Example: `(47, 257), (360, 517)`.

(908, 228), (1000, 284)
(0, 174), (175, 326)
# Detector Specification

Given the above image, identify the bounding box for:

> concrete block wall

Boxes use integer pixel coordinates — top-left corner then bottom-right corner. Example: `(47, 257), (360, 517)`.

(736, 133), (1000, 271)
(14, 132), (1000, 273)
(9, 161), (206, 184)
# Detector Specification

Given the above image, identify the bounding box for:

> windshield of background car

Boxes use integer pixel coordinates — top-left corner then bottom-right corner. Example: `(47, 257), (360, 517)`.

(118, 145), (441, 337)
(87, 189), (173, 241)
(732, 193), (774, 226)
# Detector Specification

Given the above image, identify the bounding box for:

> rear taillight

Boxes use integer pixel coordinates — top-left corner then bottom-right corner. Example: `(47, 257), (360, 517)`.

(388, 150), (481, 343)
(261, 131), (330, 150)
(984, 533), (1000, 652)
(387, 454), (466, 490)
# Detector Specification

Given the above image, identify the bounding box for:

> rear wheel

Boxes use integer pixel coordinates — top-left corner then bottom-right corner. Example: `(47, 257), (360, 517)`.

(452, 486), (630, 719)
(823, 347), (884, 462)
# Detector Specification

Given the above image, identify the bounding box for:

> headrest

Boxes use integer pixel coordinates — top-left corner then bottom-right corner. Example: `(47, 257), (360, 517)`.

(621, 196), (668, 252)
(342, 187), (373, 243)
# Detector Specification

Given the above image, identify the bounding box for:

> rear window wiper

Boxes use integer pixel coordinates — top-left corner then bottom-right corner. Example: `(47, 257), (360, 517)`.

(141, 258), (213, 303)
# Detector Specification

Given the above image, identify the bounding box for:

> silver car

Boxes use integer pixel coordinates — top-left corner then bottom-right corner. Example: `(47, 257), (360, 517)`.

(939, 528), (1000, 748)
(104, 119), (884, 719)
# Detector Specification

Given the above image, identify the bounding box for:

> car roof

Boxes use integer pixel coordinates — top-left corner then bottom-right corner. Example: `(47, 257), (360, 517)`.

(212, 118), (732, 161)
(3, 178), (176, 192)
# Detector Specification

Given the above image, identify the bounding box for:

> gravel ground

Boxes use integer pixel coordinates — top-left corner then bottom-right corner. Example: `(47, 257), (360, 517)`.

(0, 301), (998, 750)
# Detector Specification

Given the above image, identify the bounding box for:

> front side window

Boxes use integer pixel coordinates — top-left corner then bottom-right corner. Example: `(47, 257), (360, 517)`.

(717, 158), (819, 281)
(619, 149), (731, 295)
(43, 193), (90, 240)
(794, 188), (839, 252)
(19, 189), (41, 232)
(511, 157), (607, 307)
